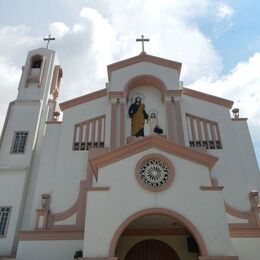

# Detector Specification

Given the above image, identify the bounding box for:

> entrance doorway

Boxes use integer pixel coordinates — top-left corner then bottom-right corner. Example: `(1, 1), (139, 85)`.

(124, 239), (180, 260)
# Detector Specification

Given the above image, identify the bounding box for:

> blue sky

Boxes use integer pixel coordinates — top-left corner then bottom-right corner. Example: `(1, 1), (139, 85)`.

(0, 0), (259, 166)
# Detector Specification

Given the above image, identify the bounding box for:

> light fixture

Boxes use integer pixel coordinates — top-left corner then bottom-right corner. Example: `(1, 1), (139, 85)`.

(41, 194), (50, 209)
(249, 189), (260, 210)
(232, 108), (239, 118)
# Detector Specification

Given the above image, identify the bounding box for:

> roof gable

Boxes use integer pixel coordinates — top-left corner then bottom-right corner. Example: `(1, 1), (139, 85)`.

(90, 136), (218, 178)
(107, 53), (182, 81)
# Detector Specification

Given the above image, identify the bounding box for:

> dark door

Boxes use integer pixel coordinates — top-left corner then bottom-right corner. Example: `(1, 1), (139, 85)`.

(124, 239), (180, 260)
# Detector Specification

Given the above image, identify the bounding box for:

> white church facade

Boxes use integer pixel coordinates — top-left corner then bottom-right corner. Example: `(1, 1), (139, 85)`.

(0, 46), (260, 260)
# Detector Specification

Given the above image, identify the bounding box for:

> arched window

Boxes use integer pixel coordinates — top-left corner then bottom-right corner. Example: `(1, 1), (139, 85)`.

(31, 59), (42, 68)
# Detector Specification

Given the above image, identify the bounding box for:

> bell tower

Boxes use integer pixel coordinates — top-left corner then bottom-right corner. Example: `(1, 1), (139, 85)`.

(0, 47), (63, 167)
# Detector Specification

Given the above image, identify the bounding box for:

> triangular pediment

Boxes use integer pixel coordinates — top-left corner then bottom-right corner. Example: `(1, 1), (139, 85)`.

(107, 53), (182, 81)
(90, 135), (218, 177)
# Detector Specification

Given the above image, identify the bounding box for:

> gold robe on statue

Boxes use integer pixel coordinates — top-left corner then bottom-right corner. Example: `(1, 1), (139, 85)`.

(131, 104), (146, 136)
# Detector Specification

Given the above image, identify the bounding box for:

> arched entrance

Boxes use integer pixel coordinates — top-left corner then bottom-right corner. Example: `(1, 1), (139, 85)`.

(124, 239), (180, 260)
(109, 208), (207, 260)
(110, 209), (206, 260)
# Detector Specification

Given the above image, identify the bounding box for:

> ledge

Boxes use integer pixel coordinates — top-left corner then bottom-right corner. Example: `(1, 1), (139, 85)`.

(86, 187), (110, 192)
(45, 121), (62, 124)
(231, 118), (248, 121)
(19, 230), (84, 241)
(200, 186), (224, 191)
(229, 226), (260, 237)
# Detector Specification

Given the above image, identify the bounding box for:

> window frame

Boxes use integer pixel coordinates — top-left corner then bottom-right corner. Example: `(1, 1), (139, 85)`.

(0, 207), (12, 238)
(10, 131), (29, 154)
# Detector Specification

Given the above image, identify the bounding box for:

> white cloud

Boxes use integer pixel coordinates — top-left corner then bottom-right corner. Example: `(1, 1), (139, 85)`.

(187, 52), (260, 142)
(217, 2), (234, 21)
(49, 22), (69, 38)
(0, 25), (41, 61)
(0, 57), (21, 133)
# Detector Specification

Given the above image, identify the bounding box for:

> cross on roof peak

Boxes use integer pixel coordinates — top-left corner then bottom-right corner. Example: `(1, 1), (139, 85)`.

(43, 34), (55, 49)
(136, 35), (150, 54)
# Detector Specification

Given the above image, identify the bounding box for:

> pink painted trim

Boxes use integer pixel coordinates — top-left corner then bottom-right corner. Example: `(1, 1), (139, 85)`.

(109, 208), (207, 257)
(91, 120), (96, 146)
(19, 230), (84, 241)
(174, 99), (185, 144)
(203, 120), (209, 144)
(45, 121), (62, 124)
(124, 74), (167, 94)
(198, 257), (238, 260)
(79, 123), (84, 145)
(110, 101), (117, 150)
(60, 89), (107, 111)
(200, 186), (224, 191)
(165, 100), (174, 142)
(120, 102), (126, 146)
(229, 225), (260, 237)
(0, 101), (15, 148)
(97, 117), (102, 144)
(183, 88), (233, 109)
(107, 53), (182, 81)
(49, 180), (87, 229)
(190, 116), (196, 142)
(231, 118), (248, 121)
(135, 154), (175, 192)
(87, 187), (110, 191)
(91, 136), (218, 177)
(35, 209), (49, 230)
(85, 122), (90, 145)
(26, 55), (45, 87)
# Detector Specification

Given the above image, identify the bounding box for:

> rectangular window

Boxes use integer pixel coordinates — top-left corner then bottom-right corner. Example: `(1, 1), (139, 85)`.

(11, 132), (28, 153)
(0, 207), (11, 237)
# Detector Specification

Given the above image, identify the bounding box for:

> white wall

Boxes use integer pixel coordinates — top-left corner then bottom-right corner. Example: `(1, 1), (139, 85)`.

(84, 148), (233, 257)
(16, 240), (83, 260)
(182, 95), (260, 211)
(231, 238), (260, 260)
(0, 101), (42, 168)
(0, 170), (27, 255)
(110, 62), (179, 92)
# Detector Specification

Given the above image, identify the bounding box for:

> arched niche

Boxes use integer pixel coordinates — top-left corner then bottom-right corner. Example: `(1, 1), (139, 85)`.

(124, 74), (167, 100)
(125, 75), (168, 139)
(27, 54), (45, 86)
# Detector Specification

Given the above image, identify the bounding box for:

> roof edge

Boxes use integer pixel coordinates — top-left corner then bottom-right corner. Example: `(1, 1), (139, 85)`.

(107, 53), (182, 81)
(59, 89), (107, 111)
(90, 136), (218, 176)
(183, 88), (234, 109)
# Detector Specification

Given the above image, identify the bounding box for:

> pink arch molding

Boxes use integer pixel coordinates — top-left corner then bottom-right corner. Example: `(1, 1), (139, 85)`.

(124, 74), (167, 98)
(109, 208), (207, 257)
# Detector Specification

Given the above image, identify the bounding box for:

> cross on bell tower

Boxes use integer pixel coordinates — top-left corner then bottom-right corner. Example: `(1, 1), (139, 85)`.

(43, 34), (55, 49)
(136, 35), (150, 54)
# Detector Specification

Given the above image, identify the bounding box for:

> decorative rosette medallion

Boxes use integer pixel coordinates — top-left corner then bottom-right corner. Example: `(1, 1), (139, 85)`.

(135, 154), (174, 192)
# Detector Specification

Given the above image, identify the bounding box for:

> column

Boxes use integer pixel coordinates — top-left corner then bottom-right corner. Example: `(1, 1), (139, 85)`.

(174, 96), (185, 145)
(119, 96), (126, 147)
(165, 96), (175, 142)
(110, 97), (118, 150)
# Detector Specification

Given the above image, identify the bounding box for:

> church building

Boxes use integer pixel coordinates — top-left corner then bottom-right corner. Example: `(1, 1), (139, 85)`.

(0, 41), (260, 259)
